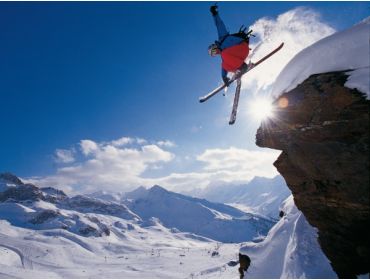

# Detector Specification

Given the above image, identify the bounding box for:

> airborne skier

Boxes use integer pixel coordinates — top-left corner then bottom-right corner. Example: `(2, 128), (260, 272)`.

(200, 4), (284, 125)
(208, 4), (251, 86)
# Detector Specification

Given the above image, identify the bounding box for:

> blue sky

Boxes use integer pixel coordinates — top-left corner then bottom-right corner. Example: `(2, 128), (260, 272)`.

(0, 1), (368, 193)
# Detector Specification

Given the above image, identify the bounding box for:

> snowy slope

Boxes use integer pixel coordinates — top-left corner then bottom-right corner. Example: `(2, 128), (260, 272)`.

(239, 196), (337, 278)
(0, 212), (244, 279)
(272, 17), (370, 98)
(124, 185), (274, 243)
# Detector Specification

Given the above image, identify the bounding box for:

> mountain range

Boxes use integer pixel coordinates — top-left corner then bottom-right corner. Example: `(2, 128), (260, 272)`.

(0, 172), (336, 278)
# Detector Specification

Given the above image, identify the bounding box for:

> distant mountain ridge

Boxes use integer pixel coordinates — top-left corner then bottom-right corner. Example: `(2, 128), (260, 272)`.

(0, 173), (272, 243)
(185, 175), (291, 219)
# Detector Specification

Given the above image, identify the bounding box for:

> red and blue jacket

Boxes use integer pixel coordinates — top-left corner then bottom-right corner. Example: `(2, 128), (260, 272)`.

(213, 14), (249, 81)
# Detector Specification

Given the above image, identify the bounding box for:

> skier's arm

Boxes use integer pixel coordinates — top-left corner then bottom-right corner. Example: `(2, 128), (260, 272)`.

(210, 6), (229, 41)
(213, 14), (229, 41)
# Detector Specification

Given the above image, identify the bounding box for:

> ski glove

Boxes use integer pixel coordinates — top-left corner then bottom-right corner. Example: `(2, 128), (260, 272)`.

(223, 76), (230, 86)
(210, 5), (218, 16)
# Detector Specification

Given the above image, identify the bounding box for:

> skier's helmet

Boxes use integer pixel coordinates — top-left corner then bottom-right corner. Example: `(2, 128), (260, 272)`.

(208, 43), (220, 57)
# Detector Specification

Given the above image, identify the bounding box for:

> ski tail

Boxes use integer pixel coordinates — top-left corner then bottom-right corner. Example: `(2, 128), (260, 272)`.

(229, 78), (242, 125)
(199, 84), (227, 103)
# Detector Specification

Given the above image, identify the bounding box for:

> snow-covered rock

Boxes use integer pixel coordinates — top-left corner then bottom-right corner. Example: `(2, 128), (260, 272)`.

(63, 195), (140, 221)
(0, 172), (24, 192)
(41, 187), (68, 200)
(272, 17), (369, 98)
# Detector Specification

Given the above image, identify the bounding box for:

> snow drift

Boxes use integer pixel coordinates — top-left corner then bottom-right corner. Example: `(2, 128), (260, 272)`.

(272, 17), (370, 98)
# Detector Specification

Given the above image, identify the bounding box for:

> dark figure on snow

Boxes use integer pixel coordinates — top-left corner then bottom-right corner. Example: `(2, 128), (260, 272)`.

(238, 253), (251, 279)
(208, 5), (251, 86)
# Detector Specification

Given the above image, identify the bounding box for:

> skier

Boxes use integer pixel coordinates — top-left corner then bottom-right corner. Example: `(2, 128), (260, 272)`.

(208, 5), (251, 86)
(201, 5), (283, 125)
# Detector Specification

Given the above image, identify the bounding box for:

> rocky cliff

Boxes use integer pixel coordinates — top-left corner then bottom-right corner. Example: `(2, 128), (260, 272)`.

(256, 71), (369, 278)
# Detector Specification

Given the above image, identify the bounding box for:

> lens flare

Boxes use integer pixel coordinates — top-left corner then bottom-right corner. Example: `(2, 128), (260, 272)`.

(249, 97), (274, 121)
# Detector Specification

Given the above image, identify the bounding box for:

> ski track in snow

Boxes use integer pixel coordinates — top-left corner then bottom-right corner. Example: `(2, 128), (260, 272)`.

(0, 245), (24, 268)
(0, 242), (33, 270)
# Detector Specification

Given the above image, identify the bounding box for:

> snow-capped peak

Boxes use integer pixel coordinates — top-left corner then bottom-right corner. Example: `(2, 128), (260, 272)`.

(0, 172), (24, 191)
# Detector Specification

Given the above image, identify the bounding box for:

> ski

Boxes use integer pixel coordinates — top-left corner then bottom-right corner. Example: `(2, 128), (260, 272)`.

(229, 78), (242, 125)
(199, 83), (227, 103)
(199, 42), (284, 103)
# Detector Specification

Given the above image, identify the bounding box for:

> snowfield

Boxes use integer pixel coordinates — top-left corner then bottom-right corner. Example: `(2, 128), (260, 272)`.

(0, 212), (243, 279)
(272, 17), (370, 98)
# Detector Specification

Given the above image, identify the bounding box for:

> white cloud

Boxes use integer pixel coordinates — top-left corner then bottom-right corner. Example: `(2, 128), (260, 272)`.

(110, 137), (133, 147)
(33, 137), (175, 194)
(242, 7), (335, 95)
(136, 138), (147, 145)
(54, 149), (75, 164)
(34, 136), (280, 195)
(197, 147), (279, 173)
(145, 147), (280, 191)
(157, 140), (176, 148)
(80, 140), (99, 156)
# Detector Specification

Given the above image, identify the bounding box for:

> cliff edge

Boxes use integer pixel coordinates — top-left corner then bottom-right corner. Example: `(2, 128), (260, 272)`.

(257, 71), (369, 278)
(256, 18), (369, 278)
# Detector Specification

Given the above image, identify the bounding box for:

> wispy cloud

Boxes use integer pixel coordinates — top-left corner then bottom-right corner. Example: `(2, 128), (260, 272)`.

(54, 149), (75, 164)
(242, 7), (335, 95)
(157, 140), (176, 148)
(110, 137), (134, 147)
(150, 147), (280, 191)
(197, 147), (279, 173)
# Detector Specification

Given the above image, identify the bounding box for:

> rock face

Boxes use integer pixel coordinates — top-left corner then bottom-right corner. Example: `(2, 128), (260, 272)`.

(256, 71), (369, 278)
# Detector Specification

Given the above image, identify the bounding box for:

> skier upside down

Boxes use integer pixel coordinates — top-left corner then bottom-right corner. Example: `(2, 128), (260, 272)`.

(208, 5), (251, 86)
(200, 5), (284, 125)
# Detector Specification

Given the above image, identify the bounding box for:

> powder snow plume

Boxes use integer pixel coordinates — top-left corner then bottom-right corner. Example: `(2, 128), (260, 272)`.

(242, 7), (335, 95)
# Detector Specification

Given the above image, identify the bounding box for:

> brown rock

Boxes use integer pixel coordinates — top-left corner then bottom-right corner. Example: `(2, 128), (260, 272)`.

(256, 71), (369, 278)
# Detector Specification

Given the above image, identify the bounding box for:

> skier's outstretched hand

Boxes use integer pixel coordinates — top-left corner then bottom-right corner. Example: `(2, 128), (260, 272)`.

(210, 5), (218, 16)
(223, 76), (230, 86)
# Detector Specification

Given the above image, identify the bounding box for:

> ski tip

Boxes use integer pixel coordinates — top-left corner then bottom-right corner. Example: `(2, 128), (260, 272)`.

(229, 120), (235, 125)
(199, 98), (205, 103)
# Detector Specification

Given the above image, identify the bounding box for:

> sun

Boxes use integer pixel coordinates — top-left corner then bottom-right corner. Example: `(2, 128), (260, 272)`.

(248, 97), (274, 121)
